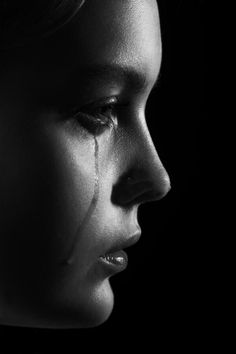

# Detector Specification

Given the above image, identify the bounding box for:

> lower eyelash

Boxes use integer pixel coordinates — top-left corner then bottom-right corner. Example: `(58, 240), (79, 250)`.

(72, 111), (115, 135)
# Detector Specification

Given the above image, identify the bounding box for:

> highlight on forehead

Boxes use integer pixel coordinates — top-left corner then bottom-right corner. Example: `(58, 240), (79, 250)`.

(80, 62), (161, 95)
(0, 0), (86, 50)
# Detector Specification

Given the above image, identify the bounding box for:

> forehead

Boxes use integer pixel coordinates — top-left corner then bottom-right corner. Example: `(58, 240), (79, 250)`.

(40, 0), (161, 75)
(79, 0), (160, 69)
(74, 0), (161, 56)
(7, 0), (162, 97)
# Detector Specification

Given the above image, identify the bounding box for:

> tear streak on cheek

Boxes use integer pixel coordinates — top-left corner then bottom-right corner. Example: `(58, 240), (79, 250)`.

(60, 135), (100, 266)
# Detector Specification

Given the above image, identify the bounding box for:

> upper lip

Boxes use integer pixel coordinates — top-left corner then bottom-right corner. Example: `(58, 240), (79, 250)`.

(102, 229), (141, 256)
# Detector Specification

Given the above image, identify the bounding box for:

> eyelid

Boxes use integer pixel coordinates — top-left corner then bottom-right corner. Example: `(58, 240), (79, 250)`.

(67, 96), (122, 135)
(79, 96), (119, 113)
(59, 96), (119, 120)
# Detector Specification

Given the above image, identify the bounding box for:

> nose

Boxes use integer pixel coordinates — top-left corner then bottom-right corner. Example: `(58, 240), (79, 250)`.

(112, 120), (171, 207)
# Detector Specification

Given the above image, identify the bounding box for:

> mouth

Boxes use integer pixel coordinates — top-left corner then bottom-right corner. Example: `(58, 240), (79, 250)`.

(100, 250), (128, 267)
(99, 230), (141, 273)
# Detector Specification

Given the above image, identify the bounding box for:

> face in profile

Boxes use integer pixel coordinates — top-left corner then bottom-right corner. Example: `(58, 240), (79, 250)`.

(0, 0), (170, 329)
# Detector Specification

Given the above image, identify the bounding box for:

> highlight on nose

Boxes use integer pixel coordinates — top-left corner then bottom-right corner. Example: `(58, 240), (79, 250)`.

(112, 164), (171, 207)
(150, 166), (171, 201)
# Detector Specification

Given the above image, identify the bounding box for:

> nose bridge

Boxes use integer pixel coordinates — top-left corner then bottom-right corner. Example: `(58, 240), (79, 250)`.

(122, 119), (170, 202)
(112, 117), (171, 207)
(131, 118), (171, 200)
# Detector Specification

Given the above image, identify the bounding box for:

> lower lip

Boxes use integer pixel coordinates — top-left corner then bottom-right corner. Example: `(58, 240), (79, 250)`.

(99, 250), (128, 275)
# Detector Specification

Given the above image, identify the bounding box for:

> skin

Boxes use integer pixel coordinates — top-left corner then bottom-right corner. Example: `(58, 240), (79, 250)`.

(0, 0), (170, 329)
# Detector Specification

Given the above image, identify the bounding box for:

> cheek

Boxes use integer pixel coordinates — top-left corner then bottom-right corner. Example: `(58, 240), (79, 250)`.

(39, 125), (98, 259)
(0, 118), (97, 258)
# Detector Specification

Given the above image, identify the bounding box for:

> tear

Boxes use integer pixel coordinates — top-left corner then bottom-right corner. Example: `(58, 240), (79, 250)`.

(60, 135), (100, 266)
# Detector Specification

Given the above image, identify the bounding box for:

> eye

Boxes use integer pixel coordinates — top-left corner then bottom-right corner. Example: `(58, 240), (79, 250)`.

(69, 97), (119, 135)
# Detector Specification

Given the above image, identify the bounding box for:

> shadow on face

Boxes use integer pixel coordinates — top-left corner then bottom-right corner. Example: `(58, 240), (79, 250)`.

(0, 0), (170, 329)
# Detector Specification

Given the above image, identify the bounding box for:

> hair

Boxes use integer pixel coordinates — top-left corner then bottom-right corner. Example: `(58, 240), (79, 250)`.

(0, 0), (86, 51)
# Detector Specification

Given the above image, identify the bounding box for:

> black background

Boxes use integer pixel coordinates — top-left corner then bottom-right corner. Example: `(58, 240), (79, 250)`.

(0, 0), (205, 351)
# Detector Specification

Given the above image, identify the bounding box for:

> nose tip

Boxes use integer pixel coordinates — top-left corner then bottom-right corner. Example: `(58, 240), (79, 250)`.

(136, 164), (171, 205)
(152, 168), (171, 201)
(112, 165), (171, 207)
(112, 121), (171, 208)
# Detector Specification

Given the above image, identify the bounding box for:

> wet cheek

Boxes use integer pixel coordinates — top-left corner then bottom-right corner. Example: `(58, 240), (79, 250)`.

(0, 119), (96, 248)
(41, 128), (97, 257)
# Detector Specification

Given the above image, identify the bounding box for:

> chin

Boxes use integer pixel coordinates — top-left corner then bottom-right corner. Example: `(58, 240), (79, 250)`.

(51, 278), (115, 329)
(0, 279), (114, 329)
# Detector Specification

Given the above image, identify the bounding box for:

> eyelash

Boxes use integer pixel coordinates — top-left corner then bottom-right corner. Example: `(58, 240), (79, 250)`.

(69, 97), (119, 135)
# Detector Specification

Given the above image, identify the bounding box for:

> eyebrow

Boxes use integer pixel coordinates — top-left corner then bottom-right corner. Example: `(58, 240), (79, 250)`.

(81, 63), (161, 93)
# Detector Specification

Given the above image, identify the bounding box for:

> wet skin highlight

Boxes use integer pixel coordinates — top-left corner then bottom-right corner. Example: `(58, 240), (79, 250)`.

(61, 135), (100, 266)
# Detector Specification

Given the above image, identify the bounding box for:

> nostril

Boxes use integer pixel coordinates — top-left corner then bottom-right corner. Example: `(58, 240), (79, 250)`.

(112, 163), (171, 207)
(112, 176), (171, 207)
(112, 180), (151, 205)
(138, 179), (171, 204)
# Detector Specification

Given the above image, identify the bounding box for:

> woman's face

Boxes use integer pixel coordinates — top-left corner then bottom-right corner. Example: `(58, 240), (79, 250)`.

(0, 0), (170, 328)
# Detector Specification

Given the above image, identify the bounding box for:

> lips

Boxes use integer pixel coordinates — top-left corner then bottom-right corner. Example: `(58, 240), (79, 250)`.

(97, 229), (141, 276)
(100, 250), (128, 267)
(99, 229), (141, 262)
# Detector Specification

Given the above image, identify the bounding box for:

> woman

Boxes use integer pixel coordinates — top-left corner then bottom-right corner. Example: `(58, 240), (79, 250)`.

(0, 0), (171, 329)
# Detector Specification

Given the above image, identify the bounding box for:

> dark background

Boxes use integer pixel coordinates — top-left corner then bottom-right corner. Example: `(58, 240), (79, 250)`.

(0, 0), (205, 351)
